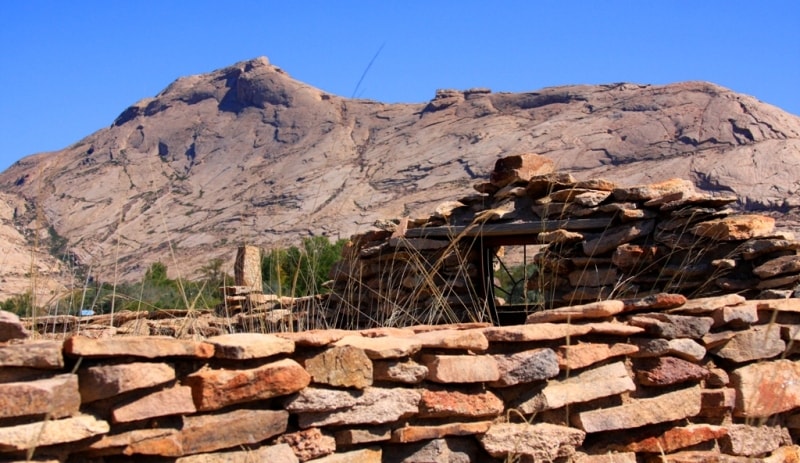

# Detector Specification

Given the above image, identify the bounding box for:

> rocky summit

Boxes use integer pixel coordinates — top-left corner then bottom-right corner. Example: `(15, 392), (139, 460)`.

(1, 56), (800, 297)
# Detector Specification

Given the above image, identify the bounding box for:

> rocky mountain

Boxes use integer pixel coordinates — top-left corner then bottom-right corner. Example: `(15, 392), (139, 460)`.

(1, 56), (800, 300)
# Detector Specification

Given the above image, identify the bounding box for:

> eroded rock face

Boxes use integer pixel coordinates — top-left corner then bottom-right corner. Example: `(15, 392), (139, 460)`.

(1, 57), (799, 290)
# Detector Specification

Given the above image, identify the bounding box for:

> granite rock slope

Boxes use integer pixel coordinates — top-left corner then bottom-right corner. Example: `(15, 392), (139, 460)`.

(1, 56), (799, 291)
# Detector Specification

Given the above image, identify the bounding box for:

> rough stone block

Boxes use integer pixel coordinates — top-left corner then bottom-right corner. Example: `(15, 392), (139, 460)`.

(484, 323), (591, 342)
(720, 424), (790, 457)
(334, 335), (421, 359)
(112, 385), (196, 423)
(0, 374), (79, 419)
(293, 387), (420, 428)
(0, 310), (29, 341)
(574, 386), (702, 433)
(617, 424), (727, 453)
(479, 422), (584, 461)
(411, 328), (488, 351)
(373, 359), (428, 384)
(79, 362), (176, 403)
(515, 361), (635, 414)
(0, 414), (109, 451)
(180, 409), (288, 456)
(0, 341), (63, 368)
(691, 214), (775, 241)
(636, 356), (709, 386)
(556, 342), (638, 370)
(391, 421), (492, 443)
(65, 336), (214, 359)
(731, 359), (800, 418)
(206, 332), (294, 359)
(418, 389), (504, 419)
(526, 300), (625, 323)
(186, 358), (310, 411)
(305, 345), (373, 389)
(234, 245), (262, 291)
(628, 313), (713, 339)
(306, 447), (381, 463)
(275, 428), (336, 461)
(423, 354), (500, 383)
(175, 443), (298, 463)
(712, 325), (785, 363)
(491, 348), (559, 387)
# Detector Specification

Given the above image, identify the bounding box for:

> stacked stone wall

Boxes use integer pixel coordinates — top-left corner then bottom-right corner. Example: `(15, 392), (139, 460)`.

(330, 153), (800, 328)
(1, 293), (799, 462)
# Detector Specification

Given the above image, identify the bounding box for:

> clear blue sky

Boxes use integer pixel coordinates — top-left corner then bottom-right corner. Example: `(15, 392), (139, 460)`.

(1, 1), (798, 172)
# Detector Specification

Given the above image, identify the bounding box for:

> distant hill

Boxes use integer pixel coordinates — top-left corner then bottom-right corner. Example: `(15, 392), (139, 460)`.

(2, 56), (800, 299)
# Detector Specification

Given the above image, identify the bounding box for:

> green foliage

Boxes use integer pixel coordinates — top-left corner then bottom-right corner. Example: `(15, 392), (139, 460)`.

(495, 261), (542, 305)
(262, 236), (346, 297)
(1, 292), (34, 317)
(55, 260), (230, 315)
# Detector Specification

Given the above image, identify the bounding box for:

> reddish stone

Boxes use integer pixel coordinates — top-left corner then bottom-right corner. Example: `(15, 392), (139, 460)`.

(180, 409), (288, 456)
(621, 293), (687, 312)
(557, 342), (638, 370)
(698, 388), (736, 417)
(0, 341), (63, 368)
(525, 300), (625, 323)
(334, 335), (421, 359)
(636, 356), (709, 386)
(731, 359), (800, 418)
(275, 428), (336, 461)
(0, 374), (80, 419)
(619, 424), (728, 453)
(112, 385), (196, 423)
(411, 329), (489, 351)
(490, 153), (555, 188)
(79, 362), (176, 403)
(691, 214), (775, 241)
(391, 421), (492, 443)
(418, 389), (504, 419)
(423, 354), (499, 383)
(65, 336), (214, 358)
(574, 386), (702, 433)
(484, 323), (592, 342)
(186, 358), (310, 411)
(206, 333), (294, 359)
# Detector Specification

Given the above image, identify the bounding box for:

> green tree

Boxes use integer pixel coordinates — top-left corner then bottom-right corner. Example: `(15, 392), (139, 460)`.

(261, 237), (346, 297)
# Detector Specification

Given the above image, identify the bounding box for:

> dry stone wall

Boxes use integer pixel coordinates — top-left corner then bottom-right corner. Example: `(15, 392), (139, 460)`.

(1, 292), (799, 462)
(330, 153), (800, 328)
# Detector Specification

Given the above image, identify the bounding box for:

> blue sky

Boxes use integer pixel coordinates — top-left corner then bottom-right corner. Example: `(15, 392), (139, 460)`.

(1, 1), (798, 172)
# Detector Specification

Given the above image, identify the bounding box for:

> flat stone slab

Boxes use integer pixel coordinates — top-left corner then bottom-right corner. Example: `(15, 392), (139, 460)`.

(334, 335), (421, 359)
(525, 300), (625, 323)
(515, 361), (635, 414)
(0, 310), (29, 341)
(0, 373), (80, 419)
(112, 384), (196, 423)
(0, 341), (63, 368)
(79, 362), (176, 403)
(491, 348), (559, 387)
(731, 359), (800, 418)
(418, 389), (504, 419)
(411, 329), (489, 351)
(423, 354), (500, 383)
(479, 422), (585, 461)
(484, 323), (592, 342)
(712, 325), (786, 363)
(186, 358), (310, 411)
(574, 386), (702, 433)
(305, 345), (373, 389)
(206, 333), (294, 359)
(391, 421), (492, 443)
(64, 336), (214, 358)
(175, 443), (298, 463)
(293, 387), (420, 428)
(0, 414), (110, 451)
(557, 342), (639, 370)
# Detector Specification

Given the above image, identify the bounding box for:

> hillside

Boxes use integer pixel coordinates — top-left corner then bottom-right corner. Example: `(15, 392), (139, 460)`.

(1, 56), (800, 299)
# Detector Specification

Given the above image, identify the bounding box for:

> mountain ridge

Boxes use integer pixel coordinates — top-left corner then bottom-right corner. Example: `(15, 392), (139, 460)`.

(1, 56), (800, 300)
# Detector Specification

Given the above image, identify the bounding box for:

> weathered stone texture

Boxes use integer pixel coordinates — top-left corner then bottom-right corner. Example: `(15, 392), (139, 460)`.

(304, 345), (373, 389)
(491, 348), (559, 386)
(0, 414), (109, 451)
(423, 354), (500, 383)
(0, 341), (63, 368)
(275, 428), (336, 461)
(0, 310), (28, 341)
(731, 359), (800, 418)
(234, 245), (262, 291)
(574, 386), (702, 433)
(79, 362), (176, 403)
(0, 374), (80, 419)
(418, 389), (504, 419)
(293, 387), (421, 428)
(65, 336), (214, 358)
(206, 332), (294, 359)
(186, 358), (310, 411)
(112, 384), (196, 423)
(479, 422), (585, 461)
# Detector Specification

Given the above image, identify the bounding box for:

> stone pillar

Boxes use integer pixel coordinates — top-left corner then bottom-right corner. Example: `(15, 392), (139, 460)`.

(235, 245), (262, 292)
